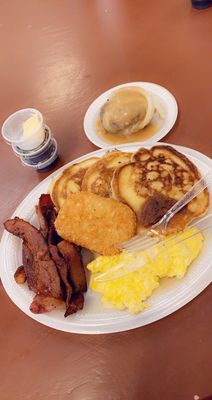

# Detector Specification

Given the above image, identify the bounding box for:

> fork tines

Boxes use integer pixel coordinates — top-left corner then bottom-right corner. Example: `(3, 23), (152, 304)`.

(118, 230), (160, 253)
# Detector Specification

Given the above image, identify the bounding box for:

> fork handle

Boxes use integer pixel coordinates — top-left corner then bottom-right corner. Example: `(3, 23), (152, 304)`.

(162, 169), (212, 225)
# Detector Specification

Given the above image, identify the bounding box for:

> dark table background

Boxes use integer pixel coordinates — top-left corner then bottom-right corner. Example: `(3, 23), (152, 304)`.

(0, 1), (211, 399)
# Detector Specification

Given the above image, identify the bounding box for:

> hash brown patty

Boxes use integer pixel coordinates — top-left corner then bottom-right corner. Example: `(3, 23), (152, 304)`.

(55, 192), (137, 255)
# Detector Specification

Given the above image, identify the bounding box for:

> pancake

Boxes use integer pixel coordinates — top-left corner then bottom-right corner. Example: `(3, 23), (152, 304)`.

(111, 145), (209, 233)
(50, 157), (99, 209)
(81, 150), (131, 197)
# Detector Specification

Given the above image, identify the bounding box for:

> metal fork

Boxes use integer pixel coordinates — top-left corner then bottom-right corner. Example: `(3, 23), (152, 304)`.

(118, 169), (212, 253)
(94, 212), (212, 282)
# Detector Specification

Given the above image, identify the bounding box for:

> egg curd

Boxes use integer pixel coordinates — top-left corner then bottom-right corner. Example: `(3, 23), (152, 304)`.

(87, 228), (204, 313)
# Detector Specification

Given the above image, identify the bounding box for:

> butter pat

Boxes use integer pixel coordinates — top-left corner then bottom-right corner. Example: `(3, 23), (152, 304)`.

(22, 114), (41, 139)
(1, 108), (46, 151)
(21, 113), (45, 150)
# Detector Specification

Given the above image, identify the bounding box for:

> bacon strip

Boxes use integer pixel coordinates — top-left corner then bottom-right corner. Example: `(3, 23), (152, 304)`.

(57, 240), (87, 293)
(36, 195), (85, 316)
(22, 241), (37, 291)
(48, 225), (73, 309)
(5, 194), (86, 317)
(35, 194), (55, 238)
(4, 217), (62, 300)
(30, 295), (65, 314)
(64, 292), (84, 317)
(14, 266), (26, 284)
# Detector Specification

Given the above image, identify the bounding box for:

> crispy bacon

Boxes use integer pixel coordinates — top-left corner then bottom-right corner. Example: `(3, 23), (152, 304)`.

(4, 217), (62, 299)
(22, 241), (37, 291)
(48, 225), (73, 309)
(30, 295), (65, 314)
(64, 292), (84, 317)
(14, 266), (26, 284)
(4, 193), (87, 317)
(37, 195), (85, 316)
(35, 194), (55, 238)
(57, 240), (87, 293)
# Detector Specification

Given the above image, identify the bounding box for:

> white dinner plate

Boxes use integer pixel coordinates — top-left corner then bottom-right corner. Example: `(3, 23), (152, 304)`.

(0, 143), (212, 334)
(84, 82), (178, 148)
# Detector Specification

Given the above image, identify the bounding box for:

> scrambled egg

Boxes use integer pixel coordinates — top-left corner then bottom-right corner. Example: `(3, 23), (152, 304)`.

(87, 228), (204, 313)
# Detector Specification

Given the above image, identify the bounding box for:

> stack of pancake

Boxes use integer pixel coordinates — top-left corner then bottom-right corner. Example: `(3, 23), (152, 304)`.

(51, 145), (209, 254)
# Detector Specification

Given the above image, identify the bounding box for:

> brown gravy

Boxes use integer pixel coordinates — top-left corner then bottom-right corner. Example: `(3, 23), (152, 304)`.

(96, 119), (160, 145)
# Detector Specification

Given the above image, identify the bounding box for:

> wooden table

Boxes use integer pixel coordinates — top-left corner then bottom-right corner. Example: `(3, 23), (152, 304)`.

(0, 1), (211, 399)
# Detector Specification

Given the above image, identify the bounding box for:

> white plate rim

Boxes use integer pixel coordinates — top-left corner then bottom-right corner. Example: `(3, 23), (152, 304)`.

(83, 82), (178, 148)
(0, 142), (212, 334)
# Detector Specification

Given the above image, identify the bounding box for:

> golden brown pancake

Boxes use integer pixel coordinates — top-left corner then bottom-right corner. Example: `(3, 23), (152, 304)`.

(112, 145), (209, 233)
(50, 157), (99, 209)
(81, 150), (131, 197)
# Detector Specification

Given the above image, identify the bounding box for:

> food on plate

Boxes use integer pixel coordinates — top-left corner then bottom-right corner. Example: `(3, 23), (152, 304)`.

(47, 224), (85, 316)
(37, 194), (86, 317)
(87, 227), (204, 313)
(35, 193), (56, 238)
(48, 226), (73, 311)
(100, 86), (155, 134)
(55, 191), (137, 255)
(22, 241), (37, 291)
(4, 144), (210, 320)
(30, 295), (65, 314)
(57, 241), (87, 293)
(95, 86), (164, 145)
(4, 217), (63, 299)
(81, 150), (131, 197)
(50, 157), (99, 209)
(14, 266), (26, 284)
(112, 145), (209, 232)
(51, 144), (209, 235)
(4, 194), (87, 317)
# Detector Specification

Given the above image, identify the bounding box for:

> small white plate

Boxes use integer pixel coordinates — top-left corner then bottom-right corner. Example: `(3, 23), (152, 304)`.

(0, 143), (212, 334)
(84, 82), (178, 148)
